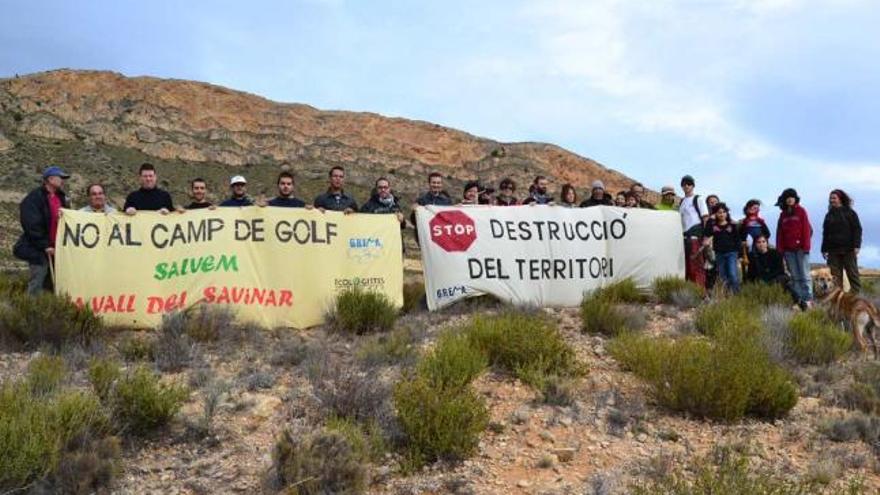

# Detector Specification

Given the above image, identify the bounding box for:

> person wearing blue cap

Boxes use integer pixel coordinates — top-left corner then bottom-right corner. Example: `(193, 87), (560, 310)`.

(13, 165), (70, 295)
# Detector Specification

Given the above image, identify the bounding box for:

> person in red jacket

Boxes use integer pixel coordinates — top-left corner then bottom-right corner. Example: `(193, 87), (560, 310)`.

(775, 188), (813, 308)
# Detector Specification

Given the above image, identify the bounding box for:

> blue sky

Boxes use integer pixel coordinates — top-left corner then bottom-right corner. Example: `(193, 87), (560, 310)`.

(2, 0), (878, 266)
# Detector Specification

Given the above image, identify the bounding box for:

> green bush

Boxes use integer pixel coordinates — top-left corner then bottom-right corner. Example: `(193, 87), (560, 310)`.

(652, 276), (703, 305)
(402, 281), (425, 314)
(787, 310), (852, 365)
(0, 292), (104, 350)
(417, 331), (488, 390)
(394, 376), (488, 468)
(26, 354), (66, 396)
(592, 278), (647, 303)
(738, 283), (793, 307)
(0, 381), (111, 491)
(272, 428), (367, 495)
(609, 331), (797, 421)
(111, 365), (189, 436)
(87, 357), (122, 402)
(580, 297), (646, 336)
(465, 312), (581, 387)
(329, 287), (399, 334)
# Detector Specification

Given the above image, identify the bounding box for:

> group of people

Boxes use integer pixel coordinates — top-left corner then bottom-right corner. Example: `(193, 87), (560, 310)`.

(678, 175), (863, 309)
(15, 164), (864, 308)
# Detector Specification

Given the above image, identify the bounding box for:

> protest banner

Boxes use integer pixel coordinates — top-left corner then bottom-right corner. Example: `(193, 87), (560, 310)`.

(416, 205), (684, 310)
(54, 208), (403, 328)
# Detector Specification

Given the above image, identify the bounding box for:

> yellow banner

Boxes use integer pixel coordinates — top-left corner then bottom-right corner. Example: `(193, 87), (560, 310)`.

(54, 208), (403, 328)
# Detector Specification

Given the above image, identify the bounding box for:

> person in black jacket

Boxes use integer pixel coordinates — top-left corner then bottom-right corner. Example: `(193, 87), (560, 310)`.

(360, 177), (405, 227)
(746, 235), (797, 302)
(124, 163), (174, 214)
(580, 180), (613, 207)
(14, 166), (70, 295)
(266, 171), (306, 208)
(821, 189), (863, 293)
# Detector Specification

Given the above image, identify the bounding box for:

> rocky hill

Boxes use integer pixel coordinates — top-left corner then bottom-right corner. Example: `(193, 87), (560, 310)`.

(0, 69), (643, 265)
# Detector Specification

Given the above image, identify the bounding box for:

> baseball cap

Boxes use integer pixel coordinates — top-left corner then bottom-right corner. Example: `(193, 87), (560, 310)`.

(661, 185), (675, 195)
(680, 175), (695, 186)
(229, 175), (247, 185)
(43, 165), (70, 179)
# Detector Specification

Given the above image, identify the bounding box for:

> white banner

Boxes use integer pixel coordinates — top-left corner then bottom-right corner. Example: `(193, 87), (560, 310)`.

(416, 205), (684, 310)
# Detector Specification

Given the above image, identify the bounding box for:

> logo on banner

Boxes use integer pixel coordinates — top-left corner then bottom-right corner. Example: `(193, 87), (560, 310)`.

(347, 237), (384, 263)
(429, 211), (477, 252)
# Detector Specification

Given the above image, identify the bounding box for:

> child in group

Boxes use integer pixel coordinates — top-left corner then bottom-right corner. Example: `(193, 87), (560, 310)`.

(704, 203), (741, 293)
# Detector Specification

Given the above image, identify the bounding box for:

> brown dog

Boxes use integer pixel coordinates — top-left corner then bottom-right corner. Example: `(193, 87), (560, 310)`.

(813, 268), (880, 359)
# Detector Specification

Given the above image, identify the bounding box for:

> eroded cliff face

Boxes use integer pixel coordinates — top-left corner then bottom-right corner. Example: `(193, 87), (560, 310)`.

(0, 69), (637, 195)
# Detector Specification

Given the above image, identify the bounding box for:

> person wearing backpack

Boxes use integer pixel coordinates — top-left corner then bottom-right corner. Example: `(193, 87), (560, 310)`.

(775, 188), (814, 308)
(679, 175), (709, 290)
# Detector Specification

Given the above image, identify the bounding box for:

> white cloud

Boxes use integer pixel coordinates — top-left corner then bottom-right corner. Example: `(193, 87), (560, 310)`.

(820, 165), (880, 192)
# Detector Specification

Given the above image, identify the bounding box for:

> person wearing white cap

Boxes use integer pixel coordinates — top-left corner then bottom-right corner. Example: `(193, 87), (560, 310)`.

(655, 185), (677, 211)
(13, 165), (70, 294)
(219, 175), (254, 207)
(579, 180), (612, 207)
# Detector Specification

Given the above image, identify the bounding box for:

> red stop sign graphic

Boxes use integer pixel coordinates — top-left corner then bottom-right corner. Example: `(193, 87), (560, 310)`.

(429, 211), (477, 252)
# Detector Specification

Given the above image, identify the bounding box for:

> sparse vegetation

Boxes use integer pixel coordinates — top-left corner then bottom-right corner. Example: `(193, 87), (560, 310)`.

(581, 296), (647, 336)
(179, 305), (236, 342)
(325, 416), (388, 462)
(328, 287), (399, 334)
(0, 291), (103, 350)
(117, 335), (155, 361)
(357, 325), (421, 367)
(653, 276), (703, 307)
(26, 354), (66, 396)
(739, 282), (793, 307)
(787, 310), (852, 365)
(631, 445), (848, 494)
(153, 312), (194, 372)
(271, 428), (368, 495)
(592, 278), (648, 304)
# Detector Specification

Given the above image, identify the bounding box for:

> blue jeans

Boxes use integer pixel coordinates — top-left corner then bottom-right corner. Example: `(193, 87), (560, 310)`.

(783, 250), (812, 303)
(27, 262), (49, 295)
(716, 251), (740, 293)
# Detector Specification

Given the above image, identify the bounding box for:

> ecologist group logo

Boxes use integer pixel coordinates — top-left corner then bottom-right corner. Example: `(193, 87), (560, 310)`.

(334, 277), (385, 291)
(347, 237), (383, 263)
(429, 210), (477, 252)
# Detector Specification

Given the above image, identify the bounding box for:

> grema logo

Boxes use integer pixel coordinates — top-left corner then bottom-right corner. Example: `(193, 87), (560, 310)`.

(429, 211), (477, 252)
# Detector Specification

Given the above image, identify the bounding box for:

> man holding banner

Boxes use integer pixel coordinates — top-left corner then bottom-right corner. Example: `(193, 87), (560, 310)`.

(124, 163), (174, 215)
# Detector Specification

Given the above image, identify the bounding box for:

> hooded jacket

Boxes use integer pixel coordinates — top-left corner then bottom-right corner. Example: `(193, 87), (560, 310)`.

(776, 204), (812, 253)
